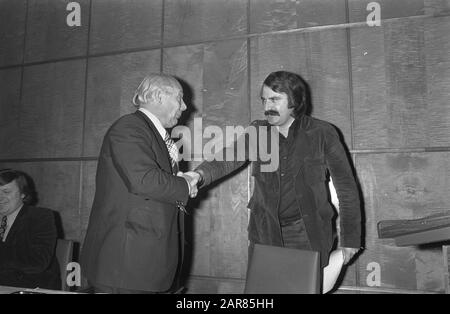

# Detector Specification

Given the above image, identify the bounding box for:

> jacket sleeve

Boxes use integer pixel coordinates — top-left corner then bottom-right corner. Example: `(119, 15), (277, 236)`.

(109, 120), (189, 206)
(324, 126), (362, 248)
(195, 123), (255, 187)
(0, 209), (57, 274)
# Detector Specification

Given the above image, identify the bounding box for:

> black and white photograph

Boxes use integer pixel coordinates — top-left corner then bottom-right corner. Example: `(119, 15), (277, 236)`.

(0, 0), (450, 301)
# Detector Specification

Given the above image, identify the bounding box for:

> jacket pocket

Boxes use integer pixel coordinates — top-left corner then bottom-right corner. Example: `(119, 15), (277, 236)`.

(125, 207), (162, 239)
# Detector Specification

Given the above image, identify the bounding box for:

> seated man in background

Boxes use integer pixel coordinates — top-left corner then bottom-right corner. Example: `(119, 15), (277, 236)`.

(0, 169), (60, 290)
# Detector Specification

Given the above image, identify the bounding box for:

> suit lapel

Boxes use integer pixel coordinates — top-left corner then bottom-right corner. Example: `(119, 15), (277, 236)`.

(293, 116), (312, 178)
(134, 110), (173, 173)
(4, 205), (29, 243)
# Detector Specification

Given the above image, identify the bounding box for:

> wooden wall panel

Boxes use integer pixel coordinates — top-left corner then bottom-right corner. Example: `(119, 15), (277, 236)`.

(250, 30), (352, 146)
(0, 161), (82, 242)
(163, 45), (204, 116)
(208, 170), (249, 278)
(203, 40), (249, 129)
(305, 30), (352, 147)
(250, 0), (346, 34)
(0, 0), (26, 67)
(84, 50), (160, 157)
(0, 68), (21, 159)
(351, 19), (436, 149)
(164, 0), (247, 45)
(348, 0), (425, 23)
(24, 0), (89, 63)
(296, 0), (347, 29)
(249, 0), (297, 34)
(89, 0), (162, 54)
(202, 39), (249, 278)
(425, 0), (450, 15)
(355, 153), (449, 292)
(424, 16), (450, 147)
(350, 25), (388, 150)
(19, 60), (85, 158)
(81, 161), (97, 245)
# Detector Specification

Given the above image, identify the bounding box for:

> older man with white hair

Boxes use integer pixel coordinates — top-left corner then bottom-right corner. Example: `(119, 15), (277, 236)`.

(81, 73), (198, 294)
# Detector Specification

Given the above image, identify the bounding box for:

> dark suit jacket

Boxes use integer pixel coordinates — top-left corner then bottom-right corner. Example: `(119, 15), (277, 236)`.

(0, 205), (60, 290)
(196, 115), (362, 267)
(80, 110), (189, 292)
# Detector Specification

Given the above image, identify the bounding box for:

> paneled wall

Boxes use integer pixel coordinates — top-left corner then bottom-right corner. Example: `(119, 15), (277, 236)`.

(1, 0), (450, 294)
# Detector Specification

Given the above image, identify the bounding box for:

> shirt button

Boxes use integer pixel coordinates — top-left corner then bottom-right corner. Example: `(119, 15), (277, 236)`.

(283, 157), (287, 160)
(281, 173), (285, 177)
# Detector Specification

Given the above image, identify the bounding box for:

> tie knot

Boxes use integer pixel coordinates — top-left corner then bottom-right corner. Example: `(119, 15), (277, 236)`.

(1, 216), (6, 225)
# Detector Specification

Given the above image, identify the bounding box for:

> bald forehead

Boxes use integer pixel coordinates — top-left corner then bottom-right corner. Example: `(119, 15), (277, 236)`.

(148, 74), (181, 91)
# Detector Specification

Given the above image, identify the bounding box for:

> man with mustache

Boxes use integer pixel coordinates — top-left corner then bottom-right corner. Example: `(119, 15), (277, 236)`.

(187, 71), (362, 280)
(81, 73), (198, 294)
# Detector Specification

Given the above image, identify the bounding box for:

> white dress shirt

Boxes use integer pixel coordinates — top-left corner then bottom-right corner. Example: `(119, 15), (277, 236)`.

(139, 108), (167, 140)
(2, 204), (23, 242)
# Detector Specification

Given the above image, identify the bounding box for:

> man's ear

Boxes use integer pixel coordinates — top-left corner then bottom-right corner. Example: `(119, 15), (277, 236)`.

(153, 88), (163, 105)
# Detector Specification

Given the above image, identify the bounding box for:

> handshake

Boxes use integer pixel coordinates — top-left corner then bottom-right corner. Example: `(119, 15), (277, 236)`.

(177, 171), (203, 198)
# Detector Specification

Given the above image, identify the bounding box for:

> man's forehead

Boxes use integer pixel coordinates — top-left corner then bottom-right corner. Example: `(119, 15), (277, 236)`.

(166, 85), (183, 95)
(0, 180), (18, 190)
(261, 85), (285, 97)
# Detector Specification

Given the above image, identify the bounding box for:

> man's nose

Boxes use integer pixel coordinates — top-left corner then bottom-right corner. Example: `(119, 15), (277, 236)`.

(181, 100), (187, 111)
(265, 103), (274, 112)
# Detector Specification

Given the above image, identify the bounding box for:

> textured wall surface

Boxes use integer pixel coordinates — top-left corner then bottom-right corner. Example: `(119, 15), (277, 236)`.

(1, 0), (450, 293)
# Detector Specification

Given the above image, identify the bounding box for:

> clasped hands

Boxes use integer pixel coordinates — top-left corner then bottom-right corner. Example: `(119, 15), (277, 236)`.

(177, 171), (201, 198)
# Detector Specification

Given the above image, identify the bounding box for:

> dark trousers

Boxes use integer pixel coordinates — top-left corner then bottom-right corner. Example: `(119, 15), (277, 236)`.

(280, 218), (312, 250)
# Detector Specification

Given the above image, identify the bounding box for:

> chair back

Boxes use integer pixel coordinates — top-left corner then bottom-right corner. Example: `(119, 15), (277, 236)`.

(244, 244), (320, 294)
(55, 239), (74, 291)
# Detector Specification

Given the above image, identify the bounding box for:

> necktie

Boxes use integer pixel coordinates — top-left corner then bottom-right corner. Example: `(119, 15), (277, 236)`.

(164, 133), (179, 174)
(0, 216), (7, 241)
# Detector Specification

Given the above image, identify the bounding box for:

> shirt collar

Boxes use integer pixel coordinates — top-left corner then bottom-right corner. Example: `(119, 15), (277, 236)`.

(139, 108), (168, 140)
(276, 118), (298, 138)
(6, 204), (23, 224)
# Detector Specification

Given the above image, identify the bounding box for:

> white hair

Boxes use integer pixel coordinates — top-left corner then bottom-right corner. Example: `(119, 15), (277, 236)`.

(132, 73), (181, 108)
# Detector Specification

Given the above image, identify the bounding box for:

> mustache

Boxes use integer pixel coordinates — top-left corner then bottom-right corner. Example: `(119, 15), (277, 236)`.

(264, 110), (280, 116)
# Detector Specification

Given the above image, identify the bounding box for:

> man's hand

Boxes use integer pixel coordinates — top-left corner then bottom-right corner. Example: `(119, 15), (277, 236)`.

(340, 247), (359, 265)
(177, 171), (200, 198)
